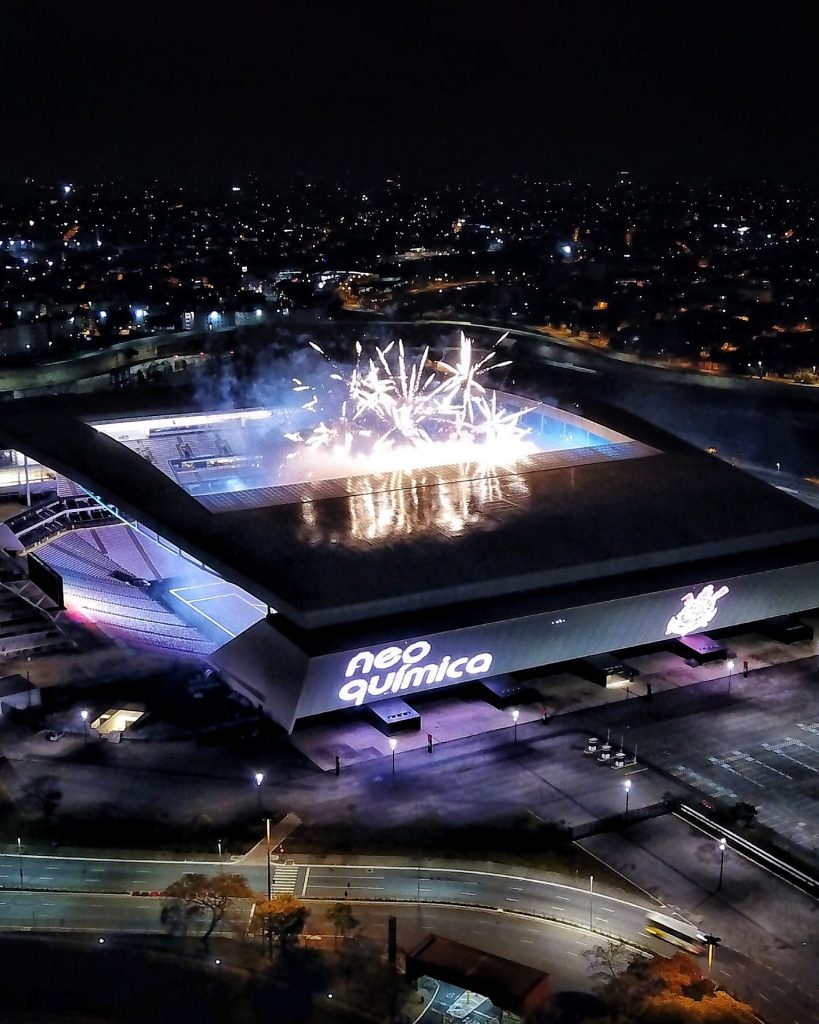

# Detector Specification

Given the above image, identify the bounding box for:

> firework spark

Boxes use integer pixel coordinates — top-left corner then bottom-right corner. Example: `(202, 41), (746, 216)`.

(288, 331), (534, 475)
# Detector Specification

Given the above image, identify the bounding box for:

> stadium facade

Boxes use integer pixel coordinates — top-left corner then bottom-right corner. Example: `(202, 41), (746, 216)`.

(2, 351), (819, 732)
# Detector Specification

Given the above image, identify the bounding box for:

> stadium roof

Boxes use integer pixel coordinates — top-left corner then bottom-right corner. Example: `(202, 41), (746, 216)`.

(3, 389), (819, 633)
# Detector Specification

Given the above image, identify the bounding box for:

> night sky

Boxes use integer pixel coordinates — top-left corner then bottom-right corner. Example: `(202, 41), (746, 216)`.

(2, 2), (818, 184)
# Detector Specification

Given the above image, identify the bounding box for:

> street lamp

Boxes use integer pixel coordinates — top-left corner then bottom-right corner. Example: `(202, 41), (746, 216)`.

(511, 707), (520, 744)
(624, 778), (632, 815)
(703, 933), (721, 976)
(17, 836), (23, 888)
(217, 838), (222, 863)
(254, 771), (264, 814)
(726, 660), (734, 696)
(588, 874), (594, 932)
(80, 708), (89, 743)
(717, 837), (726, 891)
(389, 737), (397, 779)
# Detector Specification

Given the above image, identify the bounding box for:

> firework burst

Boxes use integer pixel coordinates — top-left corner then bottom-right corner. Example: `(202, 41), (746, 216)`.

(287, 331), (533, 475)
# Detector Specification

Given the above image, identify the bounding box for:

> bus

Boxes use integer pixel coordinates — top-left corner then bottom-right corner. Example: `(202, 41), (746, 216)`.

(645, 911), (705, 955)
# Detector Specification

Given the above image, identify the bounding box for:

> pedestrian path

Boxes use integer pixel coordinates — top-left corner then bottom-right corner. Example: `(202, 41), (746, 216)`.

(270, 862), (300, 894)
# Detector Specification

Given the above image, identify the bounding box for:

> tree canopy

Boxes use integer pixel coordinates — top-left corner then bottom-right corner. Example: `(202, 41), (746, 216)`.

(326, 902), (359, 945)
(249, 893), (310, 953)
(596, 952), (757, 1024)
(162, 872), (253, 946)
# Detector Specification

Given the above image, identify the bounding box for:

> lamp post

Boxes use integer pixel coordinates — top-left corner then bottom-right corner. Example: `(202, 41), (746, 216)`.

(265, 817), (273, 961)
(624, 778), (632, 815)
(511, 708), (519, 744)
(254, 771), (264, 814)
(17, 836), (23, 888)
(389, 737), (397, 779)
(717, 837), (726, 891)
(80, 708), (89, 743)
(727, 660), (734, 696)
(217, 838), (222, 863)
(588, 874), (594, 932)
(703, 933), (721, 976)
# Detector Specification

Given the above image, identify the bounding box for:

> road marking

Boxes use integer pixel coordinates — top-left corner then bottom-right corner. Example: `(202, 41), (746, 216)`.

(506, 897), (519, 902)
(461, 892), (477, 896)
(37, 877), (54, 882)
(552, 894), (571, 901)
(551, 905), (567, 912)
(509, 886), (524, 891)
(758, 993), (770, 1002)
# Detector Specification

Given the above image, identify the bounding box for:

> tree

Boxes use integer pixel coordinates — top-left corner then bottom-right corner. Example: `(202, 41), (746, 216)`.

(21, 774), (62, 821)
(583, 939), (636, 982)
(326, 901), (359, 946)
(598, 952), (758, 1023)
(249, 893), (309, 954)
(162, 872), (253, 947)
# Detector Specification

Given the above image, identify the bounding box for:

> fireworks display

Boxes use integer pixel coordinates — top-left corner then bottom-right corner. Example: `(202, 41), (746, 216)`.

(284, 331), (537, 477)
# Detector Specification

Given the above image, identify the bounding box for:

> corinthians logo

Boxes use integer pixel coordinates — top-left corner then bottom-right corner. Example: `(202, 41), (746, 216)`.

(337, 640), (494, 706)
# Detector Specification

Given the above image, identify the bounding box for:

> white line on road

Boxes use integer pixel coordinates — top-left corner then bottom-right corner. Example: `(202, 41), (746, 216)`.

(758, 993), (770, 1002)
(552, 894), (571, 901)
(506, 897), (519, 902)
(37, 877), (54, 882)
(509, 886), (524, 891)
(461, 892), (477, 897)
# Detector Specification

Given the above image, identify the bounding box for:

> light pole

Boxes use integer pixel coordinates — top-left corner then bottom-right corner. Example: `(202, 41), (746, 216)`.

(588, 874), (594, 932)
(17, 836), (23, 888)
(511, 708), (519, 744)
(80, 708), (89, 743)
(717, 837), (726, 890)
(703, 933), (721, 976)
(727, 660), (734, 696)
(389, 737), (397, 779)
(217, 839), (222, 863)
(265, 817), (273, 961)
(624, 778), (632, 815)
(254, 771), (264, 814)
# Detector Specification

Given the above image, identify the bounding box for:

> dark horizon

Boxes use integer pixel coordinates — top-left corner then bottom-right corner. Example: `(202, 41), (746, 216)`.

(1, 3), (818, 186)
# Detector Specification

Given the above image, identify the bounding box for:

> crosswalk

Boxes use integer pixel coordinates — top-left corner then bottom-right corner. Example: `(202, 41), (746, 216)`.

(270, 863), (300, 895)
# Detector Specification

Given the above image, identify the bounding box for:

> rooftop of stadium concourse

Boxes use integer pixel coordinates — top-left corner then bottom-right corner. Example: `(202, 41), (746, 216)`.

(3, 391), (819, 630)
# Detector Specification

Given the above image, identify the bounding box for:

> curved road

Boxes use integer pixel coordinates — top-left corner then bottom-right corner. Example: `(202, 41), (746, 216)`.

(0, 851), (814, 1023)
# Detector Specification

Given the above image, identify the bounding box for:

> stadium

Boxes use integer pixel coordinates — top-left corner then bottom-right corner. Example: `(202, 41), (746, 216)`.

(2, 332), (819, 734)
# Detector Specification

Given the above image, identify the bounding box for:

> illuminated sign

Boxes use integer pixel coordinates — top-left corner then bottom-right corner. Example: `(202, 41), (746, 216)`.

(665, 583), (730, 637)
(338, 640), (493, 706)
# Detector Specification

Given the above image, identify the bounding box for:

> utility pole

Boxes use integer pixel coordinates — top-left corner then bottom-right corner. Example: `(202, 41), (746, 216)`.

(266, 817), (273, 961)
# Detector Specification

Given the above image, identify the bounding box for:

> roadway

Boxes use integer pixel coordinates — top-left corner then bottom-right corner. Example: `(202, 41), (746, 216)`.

(0, 851), (814, 1022)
